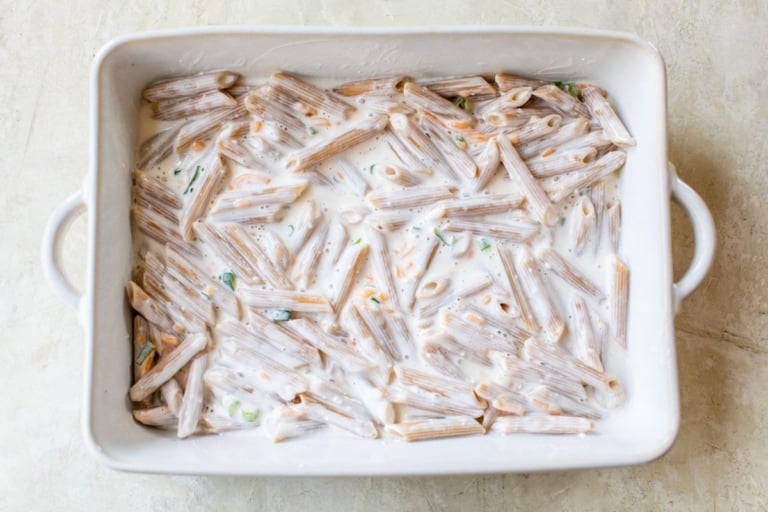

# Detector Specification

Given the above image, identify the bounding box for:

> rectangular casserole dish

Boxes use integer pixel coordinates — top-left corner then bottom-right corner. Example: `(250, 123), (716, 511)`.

(42, 26), (715, 475)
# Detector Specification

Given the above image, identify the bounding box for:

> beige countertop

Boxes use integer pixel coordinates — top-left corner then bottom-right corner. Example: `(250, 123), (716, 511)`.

(1, 1), (766, 510)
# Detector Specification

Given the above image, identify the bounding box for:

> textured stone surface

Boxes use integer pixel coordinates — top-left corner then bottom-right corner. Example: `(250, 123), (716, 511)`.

(2, 1), (766, 510)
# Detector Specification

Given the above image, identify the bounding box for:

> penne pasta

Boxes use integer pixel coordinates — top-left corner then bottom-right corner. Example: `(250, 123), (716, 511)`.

(523, 338), (617, 392)
(177, 352), (208, 438)
(514, 248), (565, 342)
(420, 75), (497, 100)
(154, 91), (238, 121)
(133, 170), (183, 210)
(297, 395), (378, 438)
(333, 158), (371, 196)
(175, 105), (247, 153)
(403, 82), (474, 122)
(127, 281), (172, 330)
(497, 134), (557, 226)
(333, 75), (407, 96)
(610, 256), (629, 348)
(495, 72), (546, 91)
(292, 224), (329, 287)
(388, 113), (461, 182)
(178, 154), (228, 241)
(532, 84), (590, 119)
(492, 415), (594, 435)
(568, 295), (603, 372)
(192, 221), (262, 285)
(287, 318), (374, 373)
(244, 88), (306, 131)
(133, 406), (178, 428)
(417, 274), (493, 318)
(365, 210), (413, 231)
(418, 111), (478, 179)
(240, 288), (332, 313)
(387, 416), (485, 441)
(403, 238), (439, 310)
(570, 196), (597, 256)
(442, 218), (539, 242)
(607, 201), (621, 252)
(366, 184), (456, 210)
(363, 224), (401, 309)
(544, 150), (627, 203)
(270, 71), (355, 119)
(516, 118), (591, 160)
(132, 205), (200, 258)
(469, 138), (501, 192)
(526, 147), (598, 178)
(538, 247), (606, 302)
(143, 71), (240, 102)
(475, 382), (527, 416)
(160, 377), (183, 416)
(222, 223), (294, 290)
(581, 86), (636, 147)
(329, 241), (369, 311)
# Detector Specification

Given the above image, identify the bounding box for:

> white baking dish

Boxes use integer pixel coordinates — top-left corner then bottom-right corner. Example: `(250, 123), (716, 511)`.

(42, 27), (715, 475)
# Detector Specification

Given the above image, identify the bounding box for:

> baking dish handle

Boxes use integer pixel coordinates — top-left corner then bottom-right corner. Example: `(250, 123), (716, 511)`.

(42, 190), (88, 314)
(669, 162), (716, 313)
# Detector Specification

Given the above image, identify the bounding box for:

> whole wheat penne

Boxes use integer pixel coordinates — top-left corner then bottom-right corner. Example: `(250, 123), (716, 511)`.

(179, 154), (228, 241)
(416, 278), (450, 301)
(581, 86), (635, 147)
(132, 205), (200, 258)
(514, 249), (564, 341)
(292, 224), (329, 287)
(241, 288), (332, 313)
(523, 338), (617, 392)
(469, 138), (501, 192)
(329, 242), (369, 311)
(127, 281), (172, 330)
(143, 71), (240, 102)
(259, 230), (293, 270)
(192, 221), (261, 285)
(244, 88), (306, 131)
(477, 87), (533, 116)
(442, 218), (539, 242)
(395, 366), (485, 406)
(262, 123), (303, 150)
(378, 163), (421, 187)
(260, 405), (325, 442)
(497, 134), (557, 226)
(539, 247), (606, 302)
(320, 220), (348, 268)
(532, 84), (590, 119)
(420, 75), (497, 100)
(366, 185), (456, 210)
(342, 303), (396, 366)
(162, 272), (216, 326)
(492, 415), (594, 435)
(610, 256), (629, 348)
(135, 195), (179, 225)
(333, 158), (371, 196)
(419, 111), (478, 179)
(307, 381), (374, 422)
(510, 114), (563, 145)
(246, 311), (323, 367)
(364, 224), (400, 309)
(516, 118), (591, 159)
(495, 245), (537, 331)
(175, 105), (247, 153)
(589, 180), (606, 254)
(220, 340), (308, 401)
(570, 196), (597, 255)
(388, 113), (461, 182)
(385, 313), (414, 361)
(460, 302), (533, 345)
(286, 199), (322, 253)
(417, 274), (493, 317)
(403, 238), (439, 310)
(154, 90), (238, 121)
(288, 318), (374, 372)
(495, 72), (546, 91)
(607, 201), (621, 252)
(391, 386), (486, 418)
(129, 332), (208, 402)
(160, 377), (183, 416)
(491, 352), (588, 401)
(217, 134), (263, 170)
(270, 72), (355, 119)
(387, 416), (485, 441)
(176, 352), (208, 438)
(165, 245), (239, 318)
(334, 76), (407, 96)
(440, 311), (522, 353)
(384, 129), (428, 173)
(475, 382), (527, 416)
(403, 82), (474, 122)
(345, 374), (396, 424)
(297, 395), (378, 438)
(568, 295), (603, 372)
(137, 126), (182, 171)
(217, 321), (306, 370)
(527, 147), (598, 178)
(132, 317), (156, 406)
(353, 300), (401, 361)
(222, 223), (294, 289)
(133, 406), (177, 428)
(365, 210), (413, 231)
(482, 109), (533, 129)
(526, 385), (600, 419)
(544, 150), (627, 203)
(419, 341), (464, 380)
(133, 170), (182, 210)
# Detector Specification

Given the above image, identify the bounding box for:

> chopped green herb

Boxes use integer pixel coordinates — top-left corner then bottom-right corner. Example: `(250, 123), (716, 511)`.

(412, 226), (422, 232)
(135, 341), (155, 366)
(172, 168), (182, 175)
(479, 239), (492, 251)
(559, 217), (566, 226)
(370, 296), (381, 304)
(455, 135), (466, 143)
(201, 290), (211, 300)
(242, 409), (260, 423)
(353, 237), (362, 245)
(552, 80), (564, 88)
(287, 224), (295, 236)
(267, 309), (292, 322)
(433, 227), (451, 246)
(565, 82), (578, 96)
(369, 164), (375, 174)
(183, 165), (201, 194)
(228, 400), (241, 417)
(453, 96), (473, 112)
(332, 175), (340, 183)
(220, 271), (235, 291)
(307, 126), (318, 136)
